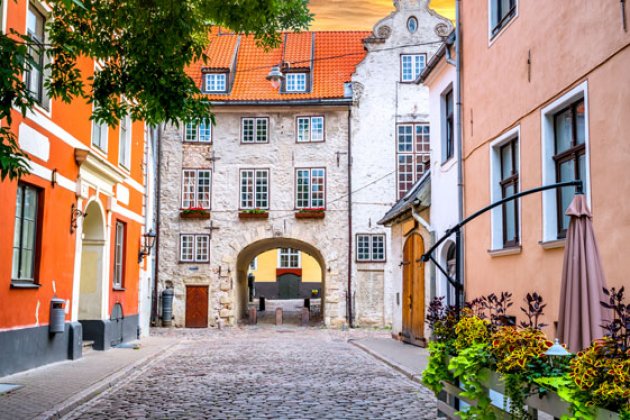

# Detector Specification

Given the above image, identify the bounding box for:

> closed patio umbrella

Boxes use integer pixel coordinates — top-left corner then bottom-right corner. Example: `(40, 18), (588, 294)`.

(557, 194), (608, 353)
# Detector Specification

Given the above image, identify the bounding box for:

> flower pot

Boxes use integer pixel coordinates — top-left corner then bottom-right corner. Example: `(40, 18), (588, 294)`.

(180, 210), (210, 219)
(239, 211), (269, 220)
(295, 211), (325, 219)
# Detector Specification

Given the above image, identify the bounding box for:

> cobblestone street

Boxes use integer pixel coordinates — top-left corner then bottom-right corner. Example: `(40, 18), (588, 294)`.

(66, 328), (437, 419)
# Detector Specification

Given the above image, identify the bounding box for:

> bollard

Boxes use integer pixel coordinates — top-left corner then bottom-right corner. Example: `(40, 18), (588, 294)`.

(275, 307), (283, 325)
(248, 306), (257, 325)
(259, 296), (266, 311)
(301, 307), (310, 326)
(304, 298), (310, 310)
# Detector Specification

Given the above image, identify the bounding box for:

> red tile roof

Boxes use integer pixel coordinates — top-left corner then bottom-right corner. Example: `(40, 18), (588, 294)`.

(187, 31), (370, 102)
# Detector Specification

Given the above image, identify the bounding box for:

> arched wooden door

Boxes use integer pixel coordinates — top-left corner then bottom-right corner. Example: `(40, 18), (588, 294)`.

(402, 233), (425, 346)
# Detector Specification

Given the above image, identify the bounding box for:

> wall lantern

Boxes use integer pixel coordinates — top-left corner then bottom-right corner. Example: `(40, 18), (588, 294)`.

(138, 230), (157, 262)
(266, 66), (284, 90)
(70, 203), (86, 234)
(545, 338), (572, 369)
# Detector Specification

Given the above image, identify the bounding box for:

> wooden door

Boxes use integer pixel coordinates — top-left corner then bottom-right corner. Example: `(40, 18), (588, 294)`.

(402, 233), (425, 346)
(185, 285), (209, 328)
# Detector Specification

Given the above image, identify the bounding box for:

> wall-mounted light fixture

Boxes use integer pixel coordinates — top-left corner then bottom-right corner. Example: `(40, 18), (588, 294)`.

(138, 230), (157, 263)
(266, 65), (284, 90)
(70, 203), (86, 234)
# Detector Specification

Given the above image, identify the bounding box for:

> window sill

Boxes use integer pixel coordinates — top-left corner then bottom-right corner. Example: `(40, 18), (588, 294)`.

(539, 238), (565, 250)
(182, 141), (212, 145)
(11, 282), (41, 289)
(487, 246), (522, 257)
(489, 14), (517, 45)
(112, 286), (126, 292)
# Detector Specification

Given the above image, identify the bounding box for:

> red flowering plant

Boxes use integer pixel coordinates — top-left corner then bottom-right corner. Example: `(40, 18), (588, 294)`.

(180, 206), (210, 218)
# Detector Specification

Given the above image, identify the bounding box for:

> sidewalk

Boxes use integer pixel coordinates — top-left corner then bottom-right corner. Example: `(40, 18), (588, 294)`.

(0, 336), (179, 420)
(350, 336), (429, 383)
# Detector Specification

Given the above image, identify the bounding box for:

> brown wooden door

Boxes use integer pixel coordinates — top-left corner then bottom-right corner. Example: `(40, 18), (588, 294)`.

(402, 233), (425, 346)
(185, 285), (209, 328)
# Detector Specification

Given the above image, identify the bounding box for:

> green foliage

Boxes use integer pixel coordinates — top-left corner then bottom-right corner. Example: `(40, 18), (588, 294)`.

(422, 340), (453, 394)
(240, 208), (268, 214)
(454, 313), (491, 351)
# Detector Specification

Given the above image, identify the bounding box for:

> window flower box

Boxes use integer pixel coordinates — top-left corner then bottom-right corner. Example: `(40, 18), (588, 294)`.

(239, 209), (269, 220)
(295, 208), (325, 219)
(180, 208), (210, 219)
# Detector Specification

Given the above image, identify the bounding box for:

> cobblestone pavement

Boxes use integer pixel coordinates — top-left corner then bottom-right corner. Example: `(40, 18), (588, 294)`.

(67, 328), (437, 419)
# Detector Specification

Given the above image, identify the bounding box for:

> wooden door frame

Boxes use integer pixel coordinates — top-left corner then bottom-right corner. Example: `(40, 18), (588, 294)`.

(401, 232), (426, 347)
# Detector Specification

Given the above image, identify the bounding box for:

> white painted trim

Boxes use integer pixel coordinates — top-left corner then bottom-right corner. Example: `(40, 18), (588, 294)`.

(487, 0), (519, 47)
(489, 125), (521, 250)
(1, 0), (8, 34)
(70, 197), (84, 322)
(112, 202), (145, 224)
(540, 81), (590, 242)
(27, 160), (76, 192)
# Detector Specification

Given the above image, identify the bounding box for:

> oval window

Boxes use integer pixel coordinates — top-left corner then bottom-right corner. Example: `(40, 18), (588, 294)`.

(407, 16), (418, 33)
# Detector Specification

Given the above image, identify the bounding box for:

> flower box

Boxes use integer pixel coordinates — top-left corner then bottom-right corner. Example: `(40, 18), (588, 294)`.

(295, 209), (325, 219)
(180, 209), (210, 219)
(238, 211), (269, 220)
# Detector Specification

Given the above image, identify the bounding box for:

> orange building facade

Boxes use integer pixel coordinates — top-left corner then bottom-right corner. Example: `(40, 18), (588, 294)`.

(0, 0), (148, 376)
(460, 1), (629, 333)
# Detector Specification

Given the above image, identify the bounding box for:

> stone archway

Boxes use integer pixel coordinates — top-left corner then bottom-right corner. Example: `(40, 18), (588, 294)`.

(78, 200), (106, 321)
(235, 238), (326, 323)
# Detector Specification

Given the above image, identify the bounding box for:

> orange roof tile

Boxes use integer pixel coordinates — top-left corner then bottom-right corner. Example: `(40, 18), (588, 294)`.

(188, 31), (370, 102)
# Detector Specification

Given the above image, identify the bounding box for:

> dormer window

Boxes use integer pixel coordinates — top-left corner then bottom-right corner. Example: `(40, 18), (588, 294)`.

(285, 73), (307, 92)
(204, 73), (227, 93)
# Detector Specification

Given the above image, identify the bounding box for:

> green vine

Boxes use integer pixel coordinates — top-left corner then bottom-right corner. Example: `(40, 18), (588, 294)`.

(423, 340), (453, 394)
(448, 342), (495, 419)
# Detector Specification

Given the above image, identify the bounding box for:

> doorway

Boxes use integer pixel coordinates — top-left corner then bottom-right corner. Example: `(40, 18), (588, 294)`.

(402, 233), (425, 346)
(185, 285), (209, 328)
(78, 201), (105, 321)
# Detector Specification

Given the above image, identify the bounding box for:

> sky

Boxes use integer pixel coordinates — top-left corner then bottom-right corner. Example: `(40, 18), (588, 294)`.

(308, 0), (455, 31)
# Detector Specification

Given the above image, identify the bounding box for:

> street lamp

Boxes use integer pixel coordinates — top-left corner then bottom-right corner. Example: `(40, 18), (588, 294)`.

(138, 229), (157, 262)
(545, 338), (572, 370)
(266, 65), (284, 90)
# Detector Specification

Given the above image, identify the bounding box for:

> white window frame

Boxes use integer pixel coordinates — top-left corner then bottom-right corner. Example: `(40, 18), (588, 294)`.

(241, 117), (269, 143)
(118, 114), (132, 169)
(204, 73), (227, 93)
(184, 119), (212, 143)
(1, 0), (8, 34)
(91, 106), (109, 152)
(296, 116), (324, 143)
(488, 0), (518, 44)
(356, 234), (386, 262)
(179, 234), (210, 263)
(285, 73), (307, 92)
(181, 169), (212, 209)
(12, 183), (39, 282)
(295, 168), (326, 209)
(278, 248), (301, 268)
(489, 126), (521, 251)
(25, 3), (50, 110)
(239, 169), (270, 210)
(401, 54), (426, 82)
(541, 81), (590, 243)
(113, 221), (125, 288)
(397, 123), (431, 199)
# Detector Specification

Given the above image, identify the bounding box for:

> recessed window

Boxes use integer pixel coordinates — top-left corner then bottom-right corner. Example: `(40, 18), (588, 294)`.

(443, 89), (454, 163)
(296, 168), (326, 209)
(499, 138), (519, 247)
(357, 234), (386, 262)
(296, 116), (324, 143)
(407, 16), (418, 33)
(397, 124), (430, 199)
(180, 234), (210, 262)
(25, 5), (47, 108)
(113, 221), (126, 288)
(12, 183), (40, 283)
(279, 248), (300, 268)
(184, 119), (212, 143)
(241, 118), (269, 143)
(401, 54), (426, 82)
(118, 114), (132, 169)
(92, 110), (109, 152)
(182, 169), (211, 209)
(204, 73), (227, 93)
(285, 73), (307, 92)
(240, 169), (269, 210)
(490, 0), (517, 37)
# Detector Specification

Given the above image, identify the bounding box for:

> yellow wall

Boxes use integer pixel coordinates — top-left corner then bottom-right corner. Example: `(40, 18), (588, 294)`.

(248, 249), (322, 283)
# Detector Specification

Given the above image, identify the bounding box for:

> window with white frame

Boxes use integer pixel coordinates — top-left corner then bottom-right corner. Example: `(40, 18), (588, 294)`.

(356, 234), (386, 262)
(184, 119), (212, 143)
(12, 183), (40, 282)
(285, 73), (307, 92)
(113, 221), (126, 288)
(91, 111), (109, 152)
(25, 5), (47, 108)
(490, 130), (520, 250)
(240, 169), (269, 209)
(278, 248), (300, 268)
(296, 168), (325, 209)
(204, 73), (227, 92)
(242, 118), (268, 143)
(490, 0), (517, 37)
(296, 116), (324, 143)
(397, 124), (430, 199)
(401, 54), (426, 82)
(118, 114), (132, 168)
(180, 234), (210, 262)
(443, 89), (454, 162)
(181, 169), (211, 209)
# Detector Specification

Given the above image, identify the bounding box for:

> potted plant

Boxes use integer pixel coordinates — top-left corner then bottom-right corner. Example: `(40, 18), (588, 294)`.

(295, 207), (325, 219)
(180, 207), (210, 219)
(238, 208), (269, 220)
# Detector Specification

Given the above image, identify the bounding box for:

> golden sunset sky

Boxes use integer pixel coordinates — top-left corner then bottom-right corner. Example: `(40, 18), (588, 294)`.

(308, 0), (455, 30)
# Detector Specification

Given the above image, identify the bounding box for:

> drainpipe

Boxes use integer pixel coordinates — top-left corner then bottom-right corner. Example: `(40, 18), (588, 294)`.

(151, 124), (163, 325)
(347, 107), (354, 328)
(455, 0), (465, 303)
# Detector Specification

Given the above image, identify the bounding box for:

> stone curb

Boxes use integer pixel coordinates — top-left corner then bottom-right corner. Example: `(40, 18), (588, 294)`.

(348, 339), (423, 384)
(37, 341), (181, 420)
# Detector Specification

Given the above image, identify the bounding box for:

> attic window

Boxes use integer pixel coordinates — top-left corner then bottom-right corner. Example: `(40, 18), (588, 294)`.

(204, 73), (227, 93)
(285, 73), (307, 92)
(407, 17), (418, 33)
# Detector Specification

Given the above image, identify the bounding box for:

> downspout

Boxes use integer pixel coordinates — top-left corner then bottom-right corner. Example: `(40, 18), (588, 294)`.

(455, 0), (465, 304)
(347, 107), (354, 328)
(151, 123), (163, 325)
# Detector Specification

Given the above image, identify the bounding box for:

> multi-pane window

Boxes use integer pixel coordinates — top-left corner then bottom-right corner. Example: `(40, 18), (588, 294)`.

(554, 99), (586, 238)
(500, 138), (519, 247)
(490, 0), (517, 36)
(92, 113), (109, 152)
(397, 124), (430, 198)
(118, 114), (131, 168)
(296, 116), (324, 143)
(279, 248), (300, 268)
(356, 234), (386, 262)
(444, 89), (454, 162)
(184, 119), (212, 143)
(181, 169), (212, 209)
(113, 221), (125, 288)
(204, 73), (227, 92)
(401, 54), (426, 82)
(180, 234), (210, 262)
(240, 169), (269, 209)
(12, 184), (39, 282)
(26, 6), (46, 107)
(242, 118), (269, 143)
(285, 73), (307, 92)
(296, 168), (326, 209)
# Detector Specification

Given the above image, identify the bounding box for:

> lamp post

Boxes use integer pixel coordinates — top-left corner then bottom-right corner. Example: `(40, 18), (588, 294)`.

(545, 338), (572, 372)
(266, 66), (284, 90)
(138, 229), (157, 262)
